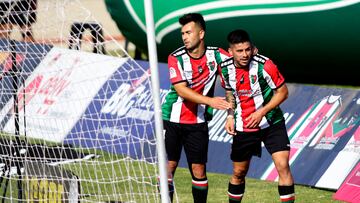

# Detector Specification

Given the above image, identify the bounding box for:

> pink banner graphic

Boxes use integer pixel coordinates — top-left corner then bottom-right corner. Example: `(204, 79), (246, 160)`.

(262, 95), (342, 181)
(316, 124), (360, 189)
(334, 161), (360, 203)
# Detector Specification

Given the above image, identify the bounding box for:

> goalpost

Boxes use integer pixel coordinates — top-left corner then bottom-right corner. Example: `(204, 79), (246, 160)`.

(0, 0), (169, 202)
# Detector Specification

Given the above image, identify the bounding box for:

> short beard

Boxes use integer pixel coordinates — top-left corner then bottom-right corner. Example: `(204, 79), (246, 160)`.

(185, 41), (200, 53)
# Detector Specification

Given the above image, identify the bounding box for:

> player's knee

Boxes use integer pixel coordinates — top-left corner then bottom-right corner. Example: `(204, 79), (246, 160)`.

(233, 168), (247, 180)
(191, 164), (206, 179)
(275, 161), (290, 175)
(167, 161), (178, 172)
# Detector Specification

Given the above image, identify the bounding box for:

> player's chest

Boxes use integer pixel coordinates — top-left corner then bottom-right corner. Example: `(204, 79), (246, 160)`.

(182, 58), (217, 80)
(229, 68), (262, 97)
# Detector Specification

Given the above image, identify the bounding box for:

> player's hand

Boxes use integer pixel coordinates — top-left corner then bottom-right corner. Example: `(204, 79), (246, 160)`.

(225, 116), (236, 136)
(208, 97), (231, 110)
(245, 110), (264, 128)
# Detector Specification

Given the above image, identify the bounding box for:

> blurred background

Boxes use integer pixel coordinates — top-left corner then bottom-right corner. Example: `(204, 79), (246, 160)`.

(10, 0), (359, 86)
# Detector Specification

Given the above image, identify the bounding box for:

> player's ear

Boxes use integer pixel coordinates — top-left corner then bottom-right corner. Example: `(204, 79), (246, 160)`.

(199, 29), (205, 40)
(252, 45), (258, 55)
(228, 47), (233, 56)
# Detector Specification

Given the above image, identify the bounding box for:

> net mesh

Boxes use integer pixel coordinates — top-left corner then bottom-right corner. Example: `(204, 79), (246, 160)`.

(0, 0), (161, 202)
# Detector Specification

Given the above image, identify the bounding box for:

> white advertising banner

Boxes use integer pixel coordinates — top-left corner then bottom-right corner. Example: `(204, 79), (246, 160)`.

(3, 47), (127, 142)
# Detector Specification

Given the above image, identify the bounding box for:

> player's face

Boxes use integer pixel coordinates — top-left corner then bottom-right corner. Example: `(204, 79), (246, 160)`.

(228, 42), (253, 68)
(181, 22), (204, 51)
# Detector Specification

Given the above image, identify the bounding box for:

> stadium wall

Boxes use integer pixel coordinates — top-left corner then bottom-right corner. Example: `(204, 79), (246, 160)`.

(0, 43), (359, 191)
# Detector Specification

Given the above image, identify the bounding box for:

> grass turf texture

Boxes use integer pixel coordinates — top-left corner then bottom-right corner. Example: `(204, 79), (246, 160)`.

(173, 167), (345, 203)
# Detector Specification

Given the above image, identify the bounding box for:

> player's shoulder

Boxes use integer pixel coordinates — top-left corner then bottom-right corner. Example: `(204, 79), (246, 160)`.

(170, 46), (187, 57)
(219, 57), (234, 68)
(252, 54), (269, 64)
(207, 46), (231, 58)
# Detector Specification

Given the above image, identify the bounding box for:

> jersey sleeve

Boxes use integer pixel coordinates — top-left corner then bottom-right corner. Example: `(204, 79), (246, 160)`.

(167, 54), (186, 84)
(216, 48), (232, 89)
(263, 59), (285, 89)
(218, 48), (231, 60)
(218, 65), (232, 90)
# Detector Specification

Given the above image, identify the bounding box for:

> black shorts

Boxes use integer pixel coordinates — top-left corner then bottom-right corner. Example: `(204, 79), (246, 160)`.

(0, 0), (37, 26)
(231, 120), (290, 162)
(164, 120), (209, 164)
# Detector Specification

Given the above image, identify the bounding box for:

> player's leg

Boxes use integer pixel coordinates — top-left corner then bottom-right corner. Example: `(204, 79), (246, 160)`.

(263, 121), (295, 202)
(188, 163), (207, 203)
(272, 151), (295, 203)
(228, 161), (249, 203)
(164, 120), (183, 202)
(183, 122), (209, 203)
(229, 131), (262, 202)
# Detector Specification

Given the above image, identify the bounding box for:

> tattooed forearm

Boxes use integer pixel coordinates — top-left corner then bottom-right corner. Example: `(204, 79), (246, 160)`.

(225, 90), (235, 116)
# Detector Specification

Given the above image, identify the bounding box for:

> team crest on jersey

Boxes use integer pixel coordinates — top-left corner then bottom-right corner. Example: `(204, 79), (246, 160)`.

(198, 65), (203, 73)
(207, 61), (215, 71)
(251, 75), (257, 84)
(169, 67), (177, 79)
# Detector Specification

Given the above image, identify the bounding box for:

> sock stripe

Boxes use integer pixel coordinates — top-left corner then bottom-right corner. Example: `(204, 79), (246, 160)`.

(192, 179), (208, 186)
(280, 193), (295, 202)
(228, 191), (243, 200)
(192, 179), (208, 190)
(281, 199), (295, 203)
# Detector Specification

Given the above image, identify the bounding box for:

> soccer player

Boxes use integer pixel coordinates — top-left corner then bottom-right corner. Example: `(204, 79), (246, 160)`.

(220, 29), (295, 203)
(162, 13), (231, 202)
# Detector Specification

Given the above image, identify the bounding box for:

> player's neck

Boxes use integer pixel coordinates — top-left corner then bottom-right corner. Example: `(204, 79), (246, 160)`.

(187, 42), (205, 59)
(235, 61), (249, 70)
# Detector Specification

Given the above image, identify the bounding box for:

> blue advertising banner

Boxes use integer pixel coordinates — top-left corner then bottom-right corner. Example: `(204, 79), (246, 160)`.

(0, 50), (351, 190)
(63, 60), (168, 162)
(60, 58), (359, 189)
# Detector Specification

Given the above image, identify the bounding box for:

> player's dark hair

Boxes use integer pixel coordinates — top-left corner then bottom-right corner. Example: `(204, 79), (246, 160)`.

(227, 29), (252, 45)
(179, 13), (206, 31)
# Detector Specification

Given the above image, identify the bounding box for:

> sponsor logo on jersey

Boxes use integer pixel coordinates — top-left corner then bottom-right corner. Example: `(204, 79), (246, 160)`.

(184, 70), (193, 79)
(169, 67), (177, 79)
(238, 89), (261, 97)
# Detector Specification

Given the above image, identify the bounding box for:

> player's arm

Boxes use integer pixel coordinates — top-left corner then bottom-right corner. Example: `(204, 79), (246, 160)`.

(173, 82), (231, 110)
(225, 90), (236, 135)
(246, 84), (288, 128)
